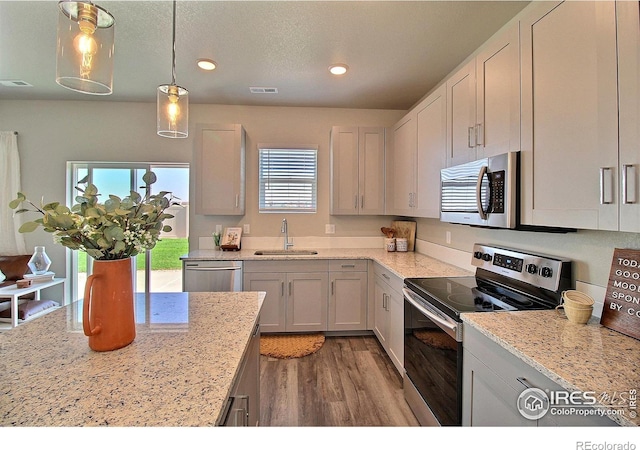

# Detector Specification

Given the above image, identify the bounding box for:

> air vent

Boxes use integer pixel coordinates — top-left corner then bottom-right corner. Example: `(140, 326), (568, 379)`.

(0, 80), (33, 87)
(250, 87), (278, 94)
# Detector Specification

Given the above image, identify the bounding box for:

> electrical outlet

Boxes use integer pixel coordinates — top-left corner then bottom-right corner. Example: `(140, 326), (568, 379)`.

(215, 224), (222, 233)
(243, 223), (250, 234)
(325, 224), (335, 234)
(446, 231), (451, 244)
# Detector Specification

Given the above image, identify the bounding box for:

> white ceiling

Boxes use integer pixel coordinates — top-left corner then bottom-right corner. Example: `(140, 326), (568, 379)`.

(0, 1), (529, 110)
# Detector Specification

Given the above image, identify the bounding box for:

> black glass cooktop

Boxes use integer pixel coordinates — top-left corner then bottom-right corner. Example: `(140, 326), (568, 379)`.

(404, 275), (555, 320)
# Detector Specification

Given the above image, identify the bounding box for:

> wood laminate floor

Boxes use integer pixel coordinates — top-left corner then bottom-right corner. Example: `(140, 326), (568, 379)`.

(259, 335), (419, 426)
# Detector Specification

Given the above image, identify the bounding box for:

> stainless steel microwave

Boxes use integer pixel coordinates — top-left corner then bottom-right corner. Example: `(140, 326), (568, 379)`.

(440, 152), (519, 229)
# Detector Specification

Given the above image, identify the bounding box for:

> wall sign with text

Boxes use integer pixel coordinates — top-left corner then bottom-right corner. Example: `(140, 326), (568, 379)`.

(601, 248), (640, 340)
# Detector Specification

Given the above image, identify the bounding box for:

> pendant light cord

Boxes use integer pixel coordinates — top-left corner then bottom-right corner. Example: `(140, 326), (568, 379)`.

(171, 0), (177, 85)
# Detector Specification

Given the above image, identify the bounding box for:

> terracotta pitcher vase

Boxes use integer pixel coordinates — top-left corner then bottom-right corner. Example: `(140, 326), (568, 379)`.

(83, 258), (136, 352)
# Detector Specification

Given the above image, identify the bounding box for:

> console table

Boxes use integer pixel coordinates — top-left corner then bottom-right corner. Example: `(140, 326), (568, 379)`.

(0, 278), (65, 328)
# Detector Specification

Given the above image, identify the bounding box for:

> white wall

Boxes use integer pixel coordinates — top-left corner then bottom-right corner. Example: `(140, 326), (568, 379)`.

(0, 99), (405, 276)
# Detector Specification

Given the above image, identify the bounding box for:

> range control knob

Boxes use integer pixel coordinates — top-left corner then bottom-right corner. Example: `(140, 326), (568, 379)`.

(473, 251), (484, 260)
(482, 253), (492, 262)
(540, 267), (553, 278)
(526, 264), (538, 275)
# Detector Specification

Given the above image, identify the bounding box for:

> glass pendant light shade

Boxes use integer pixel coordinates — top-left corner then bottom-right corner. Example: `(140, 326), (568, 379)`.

(157, 84), (189, 138)
(158, 0), (189, 138)
(56, 1), (115, 95)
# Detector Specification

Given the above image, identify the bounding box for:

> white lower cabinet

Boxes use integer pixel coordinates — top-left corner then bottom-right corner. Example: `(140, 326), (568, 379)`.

(244, 260), (328, 333)
(463, 326), (617, 427)
(372, 263), (403, 374)
(328, 260), (368, 331)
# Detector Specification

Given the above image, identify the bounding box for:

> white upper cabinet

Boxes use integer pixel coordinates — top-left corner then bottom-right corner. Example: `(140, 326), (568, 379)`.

(387, 86), (447, 219)
(446, 60), (477, 166)
(617, 1), (640, 232)
(194, 123), (246, 216)
(520, 1), (619, 230)
(386, 114), (417, 216)
(330, 126), (385, 215)
(446, 22), (520, 167)
(415, 84), (447, 218)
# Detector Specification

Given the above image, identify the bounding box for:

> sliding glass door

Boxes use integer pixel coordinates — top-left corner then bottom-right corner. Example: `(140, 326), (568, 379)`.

(68, 162), (189, 304)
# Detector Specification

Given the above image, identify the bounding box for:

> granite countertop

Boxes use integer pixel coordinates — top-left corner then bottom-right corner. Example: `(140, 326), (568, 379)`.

(0, 291), (264, 426)
(181, 248), (472, 280)
(462, 310), (640, 427)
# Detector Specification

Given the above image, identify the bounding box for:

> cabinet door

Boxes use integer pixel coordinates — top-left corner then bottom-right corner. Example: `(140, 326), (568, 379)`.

(618, 1), (640, 232)
(195, 123), (246, 215)
(463, 351), (534, 426)
(387, 287), (404, 374)
(476, 22), (520, 159)
(386, 114), (416, 215)
(243, 273), (286, 333)
(359, 127), (386, 215)
(373, 277), (390, 350)
(328, 272), (367, 331)
(330, 126), (360, 215)
(520, 1), (618, 230)
(446, 59), (477, 166)
(414, 84), (446, 218)
(286, 272), (328, 332)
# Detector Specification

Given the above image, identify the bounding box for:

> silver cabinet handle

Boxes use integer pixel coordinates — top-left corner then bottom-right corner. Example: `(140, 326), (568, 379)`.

(281, 281), (284, 297)
(468, 126), (476, 148)
(516, 377), (536, 390)
(354, 195), (358, 210)
(382, 273), (390, 281)
(475, 123), (484, 146)
(622, 164), (636, 204)
(341, 264), (356, 268)
(235, 194), (239, 208)
(382, 293), (388, 311)
(288, 281), (292, 296)
(361, 195), (364, 209)
(331, 280), (334, 296)
(600, 167), (614, 204)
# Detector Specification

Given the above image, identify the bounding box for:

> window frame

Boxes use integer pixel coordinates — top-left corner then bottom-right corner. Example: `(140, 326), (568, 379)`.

(257, 144), (318, 214)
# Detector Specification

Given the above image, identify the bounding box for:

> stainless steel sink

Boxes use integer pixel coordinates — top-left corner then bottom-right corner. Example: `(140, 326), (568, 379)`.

(254, 249), (318, 255)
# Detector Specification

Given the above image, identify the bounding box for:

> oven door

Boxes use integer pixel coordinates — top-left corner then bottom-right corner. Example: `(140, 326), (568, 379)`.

(403, 287), (462, 426)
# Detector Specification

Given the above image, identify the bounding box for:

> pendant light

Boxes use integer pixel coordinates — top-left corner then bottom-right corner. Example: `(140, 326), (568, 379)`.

(157, 0), (189, 138)
(56, 1), (115, 95)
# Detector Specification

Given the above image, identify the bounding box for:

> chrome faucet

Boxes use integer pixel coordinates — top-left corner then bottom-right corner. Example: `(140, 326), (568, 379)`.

(281, 218), (294, 250)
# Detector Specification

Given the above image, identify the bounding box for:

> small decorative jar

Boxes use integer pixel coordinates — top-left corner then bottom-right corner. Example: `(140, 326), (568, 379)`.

(28, 246), (51, 275)
(385, 238), (396, 252)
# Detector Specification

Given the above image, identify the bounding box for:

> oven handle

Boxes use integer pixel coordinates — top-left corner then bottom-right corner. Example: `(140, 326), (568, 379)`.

(403, 288), (461, 342)
(476, 165), (489, 220)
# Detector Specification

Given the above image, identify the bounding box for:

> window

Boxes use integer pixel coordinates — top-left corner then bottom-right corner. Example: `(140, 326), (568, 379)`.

(258, 146), (317, 213)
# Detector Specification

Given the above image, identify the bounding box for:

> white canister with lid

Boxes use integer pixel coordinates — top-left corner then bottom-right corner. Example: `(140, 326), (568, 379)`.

(396, 238), (408, 252)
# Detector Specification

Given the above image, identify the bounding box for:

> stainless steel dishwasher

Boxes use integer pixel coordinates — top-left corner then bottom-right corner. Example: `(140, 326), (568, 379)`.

(182, 260), (243, 292)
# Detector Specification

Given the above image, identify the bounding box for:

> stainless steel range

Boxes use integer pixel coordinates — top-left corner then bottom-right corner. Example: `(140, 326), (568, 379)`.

(402, 243), (572, 426)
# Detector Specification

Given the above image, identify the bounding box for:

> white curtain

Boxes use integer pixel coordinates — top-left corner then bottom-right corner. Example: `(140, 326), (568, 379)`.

(0, 131), (27, 255)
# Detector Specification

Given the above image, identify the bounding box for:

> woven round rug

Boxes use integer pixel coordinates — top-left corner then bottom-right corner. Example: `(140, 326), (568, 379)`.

(260, 333), (325, 359)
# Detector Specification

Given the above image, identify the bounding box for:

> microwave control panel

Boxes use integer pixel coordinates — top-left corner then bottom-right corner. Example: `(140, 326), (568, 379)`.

(490, 170), (506, 213)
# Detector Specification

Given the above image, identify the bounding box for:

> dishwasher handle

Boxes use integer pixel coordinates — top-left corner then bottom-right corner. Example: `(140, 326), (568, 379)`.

(184, 265), (242, 271)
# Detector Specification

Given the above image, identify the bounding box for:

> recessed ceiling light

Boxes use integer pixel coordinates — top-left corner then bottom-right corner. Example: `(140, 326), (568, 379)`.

(329, 64), (348, 75)
(197, 59), (217, 71)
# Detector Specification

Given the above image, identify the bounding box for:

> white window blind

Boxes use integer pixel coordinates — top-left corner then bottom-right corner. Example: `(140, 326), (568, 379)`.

(259, 147), (317, 213)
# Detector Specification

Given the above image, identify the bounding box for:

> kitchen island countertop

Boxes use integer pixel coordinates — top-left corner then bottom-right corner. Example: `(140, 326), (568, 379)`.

(181, 248), (472, 280)
(0, 291), (264, 426)
(462, 310), (640, 426)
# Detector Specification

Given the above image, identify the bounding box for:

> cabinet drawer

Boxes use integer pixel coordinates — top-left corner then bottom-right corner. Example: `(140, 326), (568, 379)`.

(244, 260), (329, 273)
(329, 260), (367, 272)
(373, 263), (403, 293)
